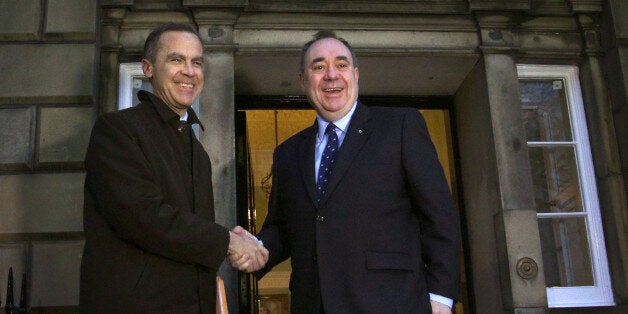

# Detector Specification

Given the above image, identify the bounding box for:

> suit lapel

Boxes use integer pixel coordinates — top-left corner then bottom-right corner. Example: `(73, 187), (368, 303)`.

(318, 102), (373, 206)
(299, 123), (319, 206)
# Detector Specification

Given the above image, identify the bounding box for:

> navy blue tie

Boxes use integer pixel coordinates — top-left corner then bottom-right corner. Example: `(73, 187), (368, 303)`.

(316, 123), (339, 203)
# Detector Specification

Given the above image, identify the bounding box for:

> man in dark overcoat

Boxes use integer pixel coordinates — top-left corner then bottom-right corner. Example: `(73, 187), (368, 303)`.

(80, 23), (267, 313)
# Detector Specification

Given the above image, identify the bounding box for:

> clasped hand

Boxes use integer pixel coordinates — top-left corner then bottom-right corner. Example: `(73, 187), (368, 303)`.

(228, 226), (268, 273)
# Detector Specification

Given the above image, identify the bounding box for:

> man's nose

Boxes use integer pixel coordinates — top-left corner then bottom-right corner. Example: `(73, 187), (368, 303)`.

(182, 62), (196, 75)
(324, 66), (338, 80)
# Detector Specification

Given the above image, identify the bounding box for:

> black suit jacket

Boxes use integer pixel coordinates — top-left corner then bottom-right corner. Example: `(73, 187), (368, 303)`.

(257, 102), (461, 313)
(80, 91), (229, 313)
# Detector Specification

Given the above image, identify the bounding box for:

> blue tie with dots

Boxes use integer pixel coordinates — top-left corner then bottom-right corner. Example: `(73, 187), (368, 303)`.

(316, 123), (339, 203)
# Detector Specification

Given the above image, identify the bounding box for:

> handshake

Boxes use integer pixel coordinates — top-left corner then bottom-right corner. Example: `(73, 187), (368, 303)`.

(227, 226), (269, 273)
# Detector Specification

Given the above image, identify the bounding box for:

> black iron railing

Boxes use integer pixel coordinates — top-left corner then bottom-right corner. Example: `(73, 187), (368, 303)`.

(2, 267), (27, 313)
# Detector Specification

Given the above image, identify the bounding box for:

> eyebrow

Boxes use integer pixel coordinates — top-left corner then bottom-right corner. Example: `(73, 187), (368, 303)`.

(166, 52), (184, 59)
(310, 55), (350, 65)
(166, 52), (203, 62)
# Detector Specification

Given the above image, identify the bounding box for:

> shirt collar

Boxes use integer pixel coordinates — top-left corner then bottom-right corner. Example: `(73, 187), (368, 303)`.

(137, 90), (204, 131)
(316, 100), (357, 140)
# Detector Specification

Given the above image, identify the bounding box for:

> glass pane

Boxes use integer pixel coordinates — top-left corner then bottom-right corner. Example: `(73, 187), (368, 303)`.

(528, 146), (583, 213)
(538, 217), (593, 287)
(520, 79), (572, 142)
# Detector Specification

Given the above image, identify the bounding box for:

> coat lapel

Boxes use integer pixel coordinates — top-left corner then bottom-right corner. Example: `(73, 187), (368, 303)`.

(191, 134), (210, 219)
(318, 102), (373, 206)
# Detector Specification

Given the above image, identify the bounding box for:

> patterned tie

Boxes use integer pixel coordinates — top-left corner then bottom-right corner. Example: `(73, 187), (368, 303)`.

(316, 123), (339, 203)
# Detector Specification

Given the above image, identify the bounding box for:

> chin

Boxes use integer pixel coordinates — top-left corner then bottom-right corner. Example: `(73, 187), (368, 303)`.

(177, 99), (195, 107)
(326, 103), (349, 111)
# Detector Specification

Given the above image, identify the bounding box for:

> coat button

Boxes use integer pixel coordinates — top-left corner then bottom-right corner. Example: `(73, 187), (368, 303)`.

(316, 215), (325, 222)
(177, 124), (186, 133)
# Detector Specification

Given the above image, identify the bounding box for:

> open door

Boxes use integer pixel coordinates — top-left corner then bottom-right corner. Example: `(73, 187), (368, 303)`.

(235, 110), (259, 314)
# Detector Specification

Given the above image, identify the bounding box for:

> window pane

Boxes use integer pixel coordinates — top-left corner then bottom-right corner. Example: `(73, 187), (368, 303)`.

(520, 80), (572, 142)
(528, 146), (583, 213)
(538, 217), (593, 287)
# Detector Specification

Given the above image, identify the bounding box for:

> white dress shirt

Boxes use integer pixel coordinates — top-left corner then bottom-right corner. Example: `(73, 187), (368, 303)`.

(314, 102), (357, 181)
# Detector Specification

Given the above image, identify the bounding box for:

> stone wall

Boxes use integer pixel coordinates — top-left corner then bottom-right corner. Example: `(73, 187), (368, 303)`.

(0, 0), (97, 310)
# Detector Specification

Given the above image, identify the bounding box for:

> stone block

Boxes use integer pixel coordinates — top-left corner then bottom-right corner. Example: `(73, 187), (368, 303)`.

(519, 32), (582, 52)
(39, 106), (95, 163)
(0, 0), (41, 41)
(619, 47), (628, 93)
(0, 173), (84, 234)
(610, 0), (628, 39)
(0, 242), (29, 307)
(119, 28), (152, 54)
(29, 241), (83, 307)
(0, 44), (94, 99)
(100, 0), (133, 5)
(45, 0), (96, 40)
(183, 0), (247, 6)
(0, 107), (35, 168)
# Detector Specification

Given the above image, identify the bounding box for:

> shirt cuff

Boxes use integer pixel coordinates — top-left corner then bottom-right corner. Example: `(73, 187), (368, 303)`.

(228, 231), (264, 246)
(251, 235), (264, 246)
(429, 293), (453, 308)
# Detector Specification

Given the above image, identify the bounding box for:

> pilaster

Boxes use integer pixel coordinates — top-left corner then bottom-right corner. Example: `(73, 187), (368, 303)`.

(190, 7), (242, 313)
(99, 7), (127, 114)
(475, 8), (548, 312)
(483, 53), (547, 312)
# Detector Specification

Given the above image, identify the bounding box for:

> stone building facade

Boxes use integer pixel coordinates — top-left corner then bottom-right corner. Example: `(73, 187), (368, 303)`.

(0, 0), (627, 313)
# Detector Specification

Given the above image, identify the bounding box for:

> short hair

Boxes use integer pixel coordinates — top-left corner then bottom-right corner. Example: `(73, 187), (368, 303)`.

(299, 30), (358, 74)
(143, 23), (202, 63)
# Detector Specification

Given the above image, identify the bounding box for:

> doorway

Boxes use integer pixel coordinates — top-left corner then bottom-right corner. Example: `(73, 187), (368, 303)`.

(235, 95), (465, 313)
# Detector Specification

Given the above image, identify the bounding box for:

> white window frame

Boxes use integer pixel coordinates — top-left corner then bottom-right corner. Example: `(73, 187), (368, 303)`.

(118, 63), (145, 110)
(517, 64), (614, 308)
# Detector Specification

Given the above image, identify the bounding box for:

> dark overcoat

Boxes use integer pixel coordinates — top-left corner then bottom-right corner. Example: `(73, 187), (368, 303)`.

(80, 91), (229, 313)
(257, 102), (461, 313)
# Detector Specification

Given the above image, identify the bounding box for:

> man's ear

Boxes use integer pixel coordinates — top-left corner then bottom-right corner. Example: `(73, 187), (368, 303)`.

(141, 59), (153, 78)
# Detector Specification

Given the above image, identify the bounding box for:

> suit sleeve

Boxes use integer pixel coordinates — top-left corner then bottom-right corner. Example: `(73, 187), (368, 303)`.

(84, 114), (229, 269)
(401, 109), (461, 301)
(255, 151), (292, 278)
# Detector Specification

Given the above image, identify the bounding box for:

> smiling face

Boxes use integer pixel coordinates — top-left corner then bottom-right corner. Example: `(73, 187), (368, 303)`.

(141, 31), (204, 116)
(300, 37), (359, 122)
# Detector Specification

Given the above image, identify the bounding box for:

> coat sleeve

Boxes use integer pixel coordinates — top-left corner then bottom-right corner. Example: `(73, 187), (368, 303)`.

(84, 114), (229, 269)
(401, 109), (461, 301)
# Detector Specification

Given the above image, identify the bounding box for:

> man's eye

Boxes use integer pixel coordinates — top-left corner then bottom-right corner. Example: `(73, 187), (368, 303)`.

(193, 61), (203, 67)
(312, 65), (324, 71)
(172, 58), (183, 63)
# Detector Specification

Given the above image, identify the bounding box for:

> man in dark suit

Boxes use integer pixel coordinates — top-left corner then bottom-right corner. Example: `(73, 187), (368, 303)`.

(80, 23), (268, 313)
(231, 31), (461, 313)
